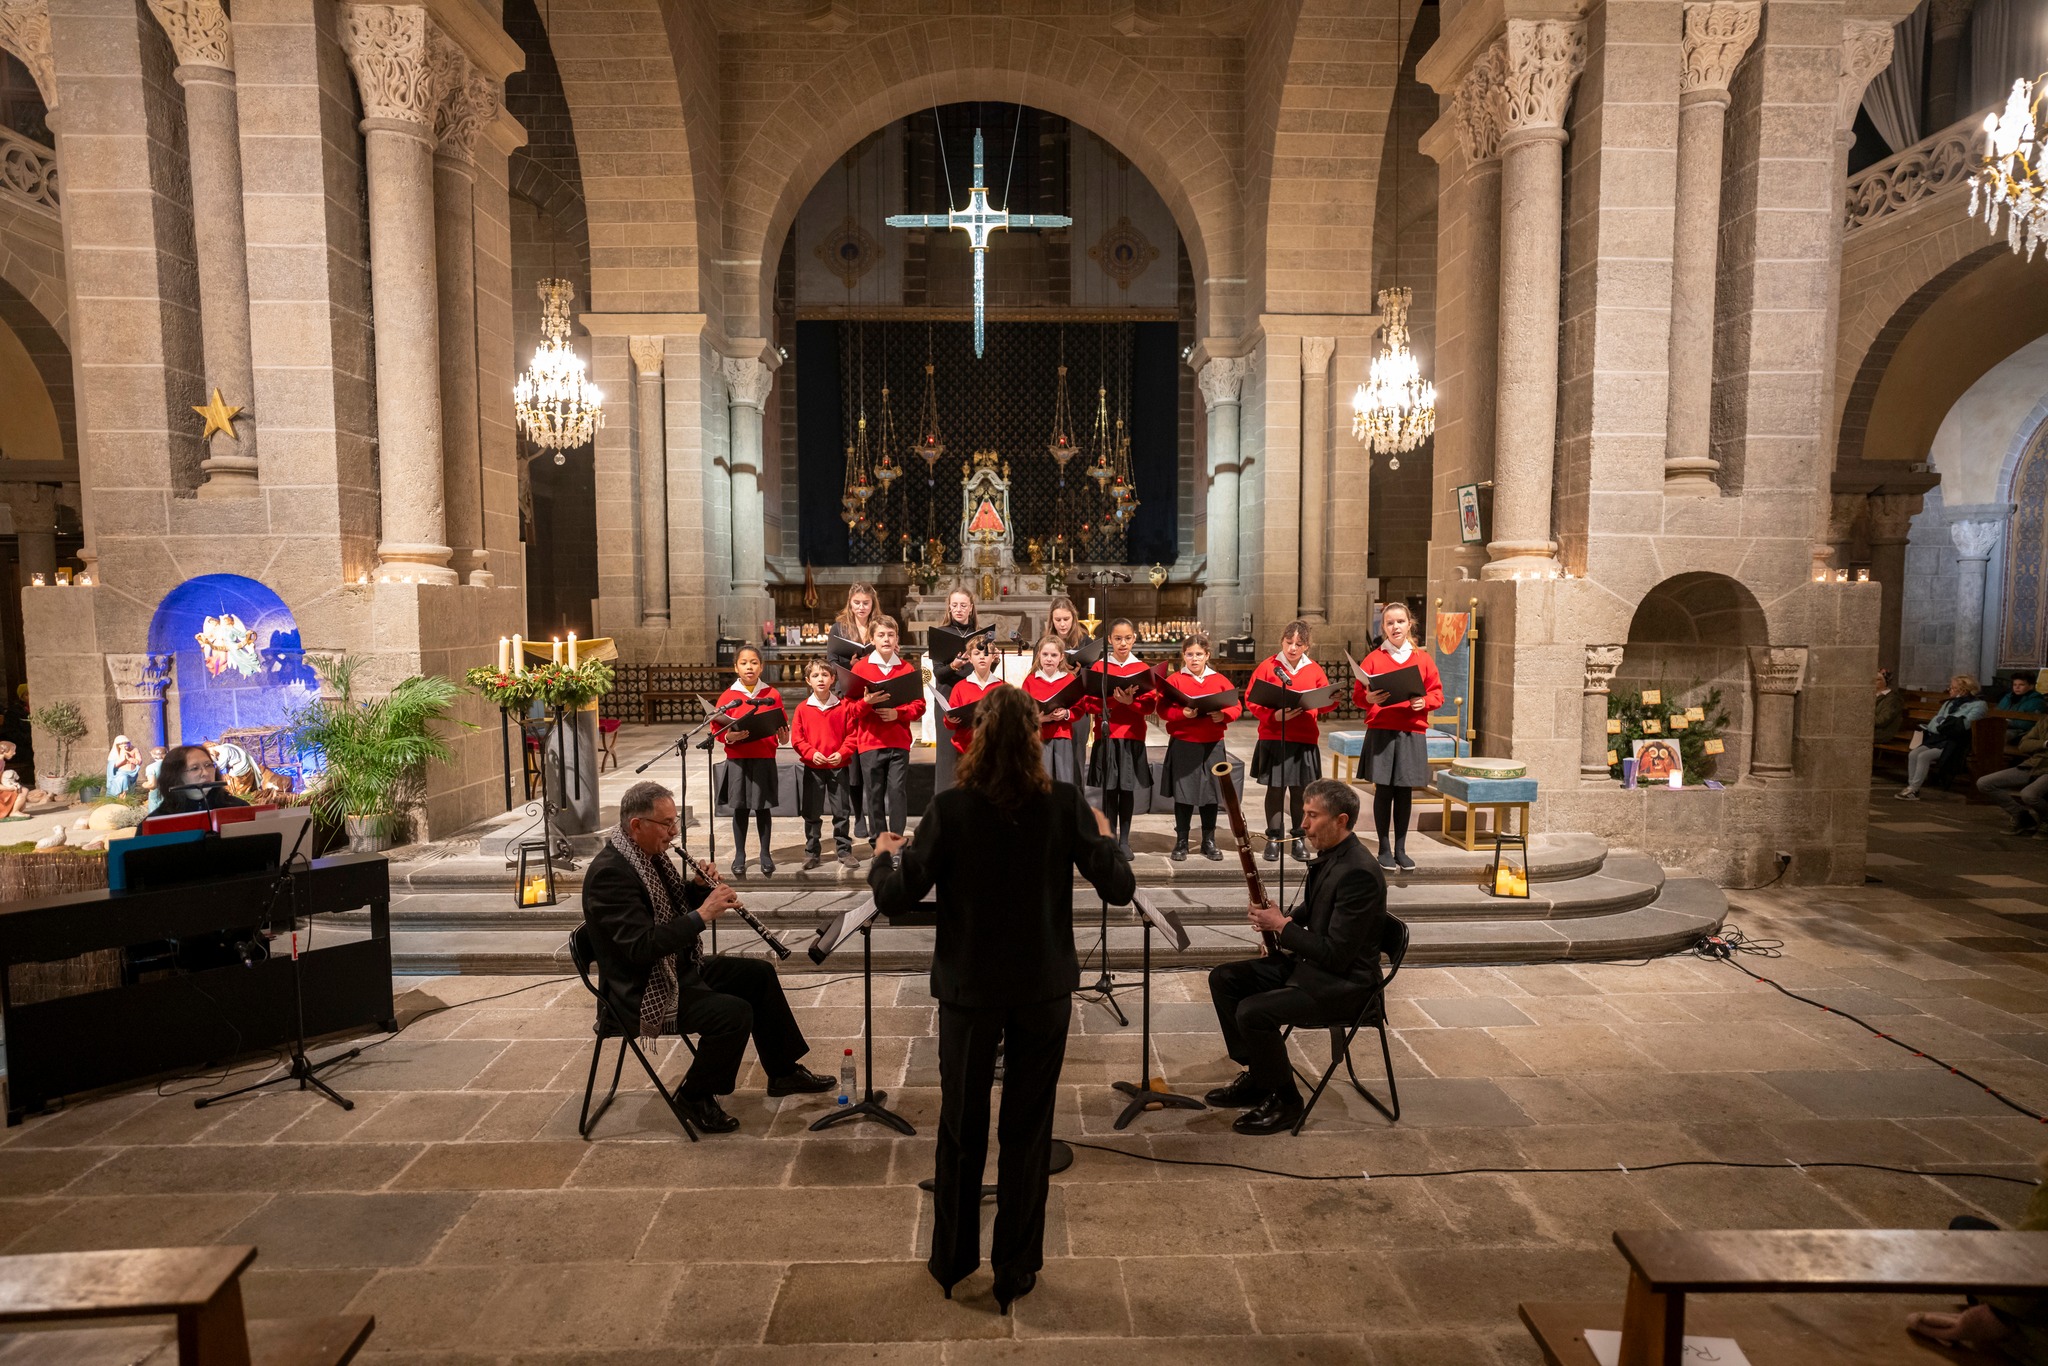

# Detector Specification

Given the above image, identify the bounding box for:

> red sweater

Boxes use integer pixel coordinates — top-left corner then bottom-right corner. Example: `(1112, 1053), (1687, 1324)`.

(1248, 656), (1334, 744)
(944, 676), (999, 754)
(1160, 668), (1241, 745)
(1024, 670), (1078, 741)
(791, 696), (852, 769)
(713, 683), (783, 760)
(1352, 646), (1445, 733)
(848, 654), (926, 753)
(1083, 657), (1156, 741)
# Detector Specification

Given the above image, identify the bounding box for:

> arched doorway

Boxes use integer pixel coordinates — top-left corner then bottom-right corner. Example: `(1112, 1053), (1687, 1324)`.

(147, 575), (318, 750)
(1619, 572), (1770, 785)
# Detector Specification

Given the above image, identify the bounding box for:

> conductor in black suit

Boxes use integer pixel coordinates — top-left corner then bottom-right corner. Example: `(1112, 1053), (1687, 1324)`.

(1206, 778), (1388, 1135)
(871, 684), (1133, 1314)
(580, 781), (834, 1134)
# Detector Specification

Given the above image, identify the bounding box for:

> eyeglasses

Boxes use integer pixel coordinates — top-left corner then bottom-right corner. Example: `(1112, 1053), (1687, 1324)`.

(635, 814), (680, 831)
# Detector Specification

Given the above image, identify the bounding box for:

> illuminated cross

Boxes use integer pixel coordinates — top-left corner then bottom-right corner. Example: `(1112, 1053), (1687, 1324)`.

(888, 129), (1072, 357)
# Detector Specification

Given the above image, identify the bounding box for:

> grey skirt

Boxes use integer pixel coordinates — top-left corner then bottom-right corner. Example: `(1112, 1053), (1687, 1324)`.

(1162, 737), (1228, 806)
(718, 755), (780, 809)
(1088, 736), (1153, 791)
(1365, 727), (1431, 788)
(1251, 739), (1322, 788)
(1041, 736), (1080, 786)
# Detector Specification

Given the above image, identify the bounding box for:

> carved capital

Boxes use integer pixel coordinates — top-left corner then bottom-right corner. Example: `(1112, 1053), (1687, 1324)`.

(1679, 2), (1759, 97)
(106, 653), (174, 703)
(629, 336), (666, 378)
(1198, 355), (1249, 409)
(1584, 644), (1625, 694)
(1749, 646), (1809, 696)
(1950, 518), (2001, 560)
(1300, 336), (1335, 379)
(1455, 45), (1506, 163)
(1866, 493), (1923, 544)
(721, 355), (773, 410)
(145, 0), (232, 70)
(429, 27), (498, 158)
(340, 5), (438, 128)
(1928, 0), (1975, 40)
(0, 0), (55, 108)
(1837, 20), (1895, 134)
(1494, 20), (1586, 138)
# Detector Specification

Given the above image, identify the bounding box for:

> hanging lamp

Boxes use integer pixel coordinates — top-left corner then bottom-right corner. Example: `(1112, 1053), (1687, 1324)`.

(1971, 75), (2048, 259)
(514, 279), (605, 460)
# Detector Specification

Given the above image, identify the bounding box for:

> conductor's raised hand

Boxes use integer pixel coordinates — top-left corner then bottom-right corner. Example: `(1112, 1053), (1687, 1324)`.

(874, 830), (907, 857)
(699, 882), (740, 921)
(1248, 900), (1287, 934)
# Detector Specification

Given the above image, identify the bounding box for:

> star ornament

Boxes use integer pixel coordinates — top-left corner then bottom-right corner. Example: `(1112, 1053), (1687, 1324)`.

(193, 389), (243, 441)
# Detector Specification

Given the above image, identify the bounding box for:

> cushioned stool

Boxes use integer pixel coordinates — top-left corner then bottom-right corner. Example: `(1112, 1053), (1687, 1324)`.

(1327, 730), (1366, 782)
(1434, 771), (1538, 852)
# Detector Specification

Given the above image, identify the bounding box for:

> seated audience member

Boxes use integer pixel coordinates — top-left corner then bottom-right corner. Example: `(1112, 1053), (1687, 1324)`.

(1907, 1151), (2048, 1357)
(1979, 716), (2048, 835)
(1995, 671), (2046, 742)
(1873, 669), (1905, 744)
(1898, 675), (1986, 800)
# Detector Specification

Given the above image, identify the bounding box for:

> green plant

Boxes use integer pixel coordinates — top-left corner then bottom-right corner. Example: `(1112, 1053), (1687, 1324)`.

(464, 658), (614, 711)
(292, 656), (465, 831)
(29, 700), (84, 778)
(63, 773), (102, 799)
(1607, 680), (1731, 786)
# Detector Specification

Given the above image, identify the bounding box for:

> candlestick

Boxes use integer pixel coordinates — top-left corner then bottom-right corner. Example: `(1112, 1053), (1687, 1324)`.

(511, 634), (524, 674)
(498, 636), (509, 673)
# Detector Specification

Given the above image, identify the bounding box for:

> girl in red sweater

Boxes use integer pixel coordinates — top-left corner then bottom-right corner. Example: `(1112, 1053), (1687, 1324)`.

(1247, 620), (1336, 863)
(712, 644), (789, 878)
(1024, 635), (1081, 785)
(941, 637), (1001, 775)
(849, 616), (925, 850)
(1159, 632), (1241, 861)
(792, 659), (854, 870)
(1351, 601), (1444, 871)
(1084, 618), (1154, 857)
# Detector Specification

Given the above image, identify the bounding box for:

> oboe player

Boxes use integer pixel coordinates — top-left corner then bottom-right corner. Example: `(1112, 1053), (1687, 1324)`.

(581, 781), (835, 1134)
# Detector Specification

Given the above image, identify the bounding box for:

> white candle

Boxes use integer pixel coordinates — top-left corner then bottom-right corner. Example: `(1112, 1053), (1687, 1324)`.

(512, 634), (523, 673)
(1087, 597), (1096, 616)
(567, 633), (578, 669)
(498, 636), (509, 673)
(552, 636), (562, 665)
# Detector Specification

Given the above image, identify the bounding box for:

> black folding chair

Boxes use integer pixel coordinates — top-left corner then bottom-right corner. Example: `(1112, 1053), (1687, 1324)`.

(1281, 914), (1410, 1134)
(568, 924), (700, 1142)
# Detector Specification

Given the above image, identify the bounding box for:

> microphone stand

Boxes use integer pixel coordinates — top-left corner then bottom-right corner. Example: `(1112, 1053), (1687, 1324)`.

(638, 699), (736, 954)
(1073, 631), (1127, 1026)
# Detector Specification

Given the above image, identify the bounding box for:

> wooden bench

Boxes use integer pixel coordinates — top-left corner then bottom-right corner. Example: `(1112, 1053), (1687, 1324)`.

(0, 1246), (373, 1365)
(1521, 1228), (2048, 1366)
(1873, 692), (2016, 792)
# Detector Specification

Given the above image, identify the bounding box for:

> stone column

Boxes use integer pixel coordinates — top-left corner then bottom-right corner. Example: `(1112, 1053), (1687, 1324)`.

(722, 355), (773, 621)
(1748, 646), (1807, 780)
(1925, 0), (1975, 132)
(1483, 20), (1585, 579)
(1198, 355), (1249, 627)
(146, 0), (259, 497)
(105, 653), (173, 748)
(1867, 493), (1921, 675)
(1582, 644), (1624, 780)
(340, 4), (455, 584)
(631, 336), (669, 627)
(1665, 3), (1760, 496)
(1951, 519), (2001, 680)
(1299, 336), (1334, 624)
(1457, 55), (1504, 494)
(430, 34), (498, 587)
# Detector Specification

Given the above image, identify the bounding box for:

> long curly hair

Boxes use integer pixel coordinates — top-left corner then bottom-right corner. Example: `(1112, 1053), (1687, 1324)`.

(955, 683), (1051, 808)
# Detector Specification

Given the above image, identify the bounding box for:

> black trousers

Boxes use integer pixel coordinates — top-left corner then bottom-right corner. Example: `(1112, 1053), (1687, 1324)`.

(859, 748), (909, 838)
(670, 956), (809, 1098)
(1207, 955), (1319, 1101)
(931, 995), (1069, 1290)
(800, 767), (852, 855)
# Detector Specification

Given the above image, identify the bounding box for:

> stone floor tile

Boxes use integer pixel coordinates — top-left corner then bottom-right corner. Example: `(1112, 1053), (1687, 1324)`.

(1512, 1171), (1677, 1246)
(720, 1347), (942, 1365)
(431, 1190), (658, 1264)
(392, 1140), (588, 1190)
(1391, 1246), (1619, 1326)
(1510, 1122), (1711, 1170)
(1414, 998), (1535, 1028)
(0, 1146), (106, 1197)
(1567, 1072), (1820, 1124)
(1760, 1068), (2016, 1118)
(1236, 1249), (1418, 1333)
(0, 1198), (68, 1249)
(1118, 1254), (1253, 1336)
(1490, 1025), (1662, 1077)
(789, 1136), (898, 1186)
(1062, 1179), (1269, 1257)
(946, 1336), (1374, 1364)
(240, 1266), (376, 1317)
(345, 1266), (503, 1348)
(1006, 1255), (1129, 1337)
(764, 1260), (1011, 1342)
(662, 1261), (784, 1346)
(467, 1263), (685, 1350)
(4, 1192), (270, 1252)
(1400, 1028), (1536, 1079)
(467, 1041), (582, 1092)
(464, 1092), (577, 1141)
(223, 1190), (472, 1267)
(1357, 1077), (1532, 1129)
(1488, 1078), (1617, 1126)
(64, 1143), (422, 1195)
(571, 1138), (793, 1189)
(1248, 1178), (1457, 1251)
(644, 1186), (923, 1262)
(1633, 1165), (1865, 1229)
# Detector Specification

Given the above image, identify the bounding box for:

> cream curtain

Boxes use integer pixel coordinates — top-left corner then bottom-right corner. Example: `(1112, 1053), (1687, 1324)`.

(1971, 0), (2048, 116)
(1864, 1), (1928, 153)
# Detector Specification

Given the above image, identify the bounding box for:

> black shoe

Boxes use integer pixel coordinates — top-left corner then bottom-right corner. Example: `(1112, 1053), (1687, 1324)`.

(766, 1065), (836, 1097)
(729, 857), (747, 880)
(1170, 835), (1188, 862)
(759, 852), (775, 877)
(1118, 840), (1134, 860)
(2007, 814), (2038, 835)
(1263, 836), (1281, 862)
(1293, 836), (1312, 863)
(1395, 851), (1416, 871)
(1204, 1070), (1267, 1108)
(1378, 848), (1399, 871)
(1232, 1091), (1304, 1136)
(993, 1271), (1037, 1315)
(802, 853), (821, 871)
(1202, 836), (1222, 860)
(677, 1093), (740, 1134)
(837, 849), (859, 867)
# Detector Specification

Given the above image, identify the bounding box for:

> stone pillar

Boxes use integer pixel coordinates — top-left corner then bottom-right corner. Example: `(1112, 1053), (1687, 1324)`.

(1748, 646), (1807, 780)
(340, 5), (455, 584)
(1867, 493), (1921, 675)
(1198, 355), (1249, 628)
(1582, 644), (1624, 780)
(1483, 20), (1585, 579)
(1299, 336), (1333, 624)
(722, 354), (773, 622)
(631, 336), (669, 627)
(1951, 519), (2001, 680)
(1665, 3), (1760, 496)
(1925, 0), (1975, 132)
(146, 0), (259, 497)
(1457, 55), (1504, 497)
(430, 34), (498, 587)
(105, 653), (172, 748)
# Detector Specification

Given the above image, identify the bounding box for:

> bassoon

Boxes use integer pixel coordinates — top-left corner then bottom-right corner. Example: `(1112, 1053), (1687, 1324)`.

(1211, 761), (1284, 957)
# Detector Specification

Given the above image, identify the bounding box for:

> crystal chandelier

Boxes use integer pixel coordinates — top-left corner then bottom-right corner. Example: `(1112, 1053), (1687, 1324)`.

(1352, 286), (1436, 464)
(514, 279), (604, 462)
(1970, 75), (2048, 259)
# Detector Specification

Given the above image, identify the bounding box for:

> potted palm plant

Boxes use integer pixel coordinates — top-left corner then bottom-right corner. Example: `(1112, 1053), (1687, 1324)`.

(293, 656), (463, 853)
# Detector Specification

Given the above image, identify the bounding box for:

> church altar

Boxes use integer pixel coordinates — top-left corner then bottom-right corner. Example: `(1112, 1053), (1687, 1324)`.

(902, 449), (1061, 643)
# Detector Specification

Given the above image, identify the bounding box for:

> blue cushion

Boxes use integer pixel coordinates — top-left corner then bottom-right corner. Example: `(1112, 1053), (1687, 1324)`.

(1435, 772), (1539, 804)
(1426, 728), (1469, 760)
(1326, 729), (1367, 758)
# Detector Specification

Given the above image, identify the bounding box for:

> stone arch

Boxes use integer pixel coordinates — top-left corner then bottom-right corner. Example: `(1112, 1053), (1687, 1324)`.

(0, 266), (73, 466)
(1617, 571), (1770, 786)
(724, 18), (1242, 342)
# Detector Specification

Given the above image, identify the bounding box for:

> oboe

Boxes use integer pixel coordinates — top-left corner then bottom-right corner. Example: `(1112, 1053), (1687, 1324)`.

(1212, 761), (1284, 957)
(668, 841), (792, 960)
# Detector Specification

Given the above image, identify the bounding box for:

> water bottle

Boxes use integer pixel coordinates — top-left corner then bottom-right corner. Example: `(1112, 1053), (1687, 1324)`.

(838, 1047), (855, 1105)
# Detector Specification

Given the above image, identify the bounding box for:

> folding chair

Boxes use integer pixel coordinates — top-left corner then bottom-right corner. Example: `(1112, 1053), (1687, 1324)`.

(568, 924), (700, 1142)
(1281, 914), (1410, 1134)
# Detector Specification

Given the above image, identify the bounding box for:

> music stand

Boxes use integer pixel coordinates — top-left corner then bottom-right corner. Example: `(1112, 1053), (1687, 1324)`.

(806, 894), (915, 1135)
(1110, 891), (1207, 1129)
(1071, 632), (1128, 1026)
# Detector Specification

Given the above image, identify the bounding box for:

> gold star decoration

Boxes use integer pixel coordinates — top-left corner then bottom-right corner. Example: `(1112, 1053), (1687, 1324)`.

(192, 389), (243, 441)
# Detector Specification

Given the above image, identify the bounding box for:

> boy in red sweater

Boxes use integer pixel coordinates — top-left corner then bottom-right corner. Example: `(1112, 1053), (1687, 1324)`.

(849, 615), (925, 853)
(792, 659), (855, 870)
